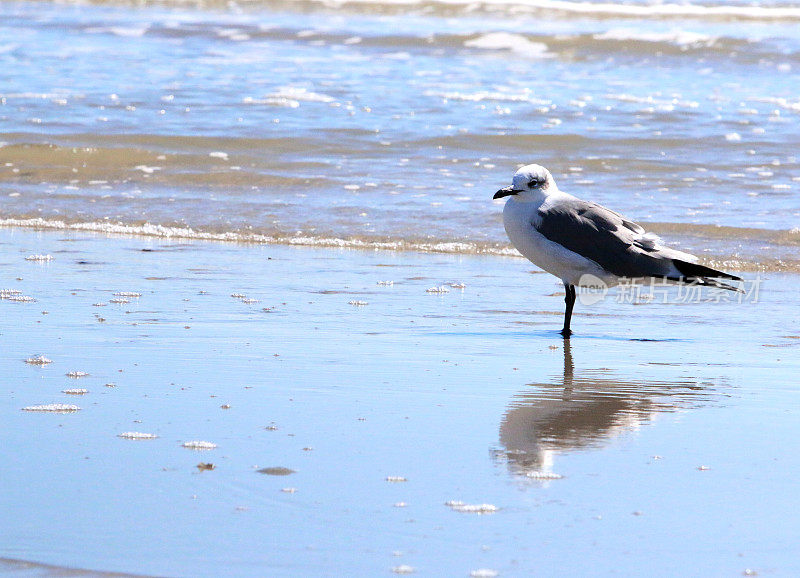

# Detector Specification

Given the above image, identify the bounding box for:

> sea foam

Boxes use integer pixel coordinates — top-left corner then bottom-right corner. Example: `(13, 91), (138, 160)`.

(464, 32), (550, 58)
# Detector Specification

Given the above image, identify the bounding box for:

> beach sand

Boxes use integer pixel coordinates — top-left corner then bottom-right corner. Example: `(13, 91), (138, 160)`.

(2, 227), (800, 576)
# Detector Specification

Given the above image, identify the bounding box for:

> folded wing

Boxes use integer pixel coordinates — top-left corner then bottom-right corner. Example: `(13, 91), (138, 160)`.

(535, 198), (742, 290)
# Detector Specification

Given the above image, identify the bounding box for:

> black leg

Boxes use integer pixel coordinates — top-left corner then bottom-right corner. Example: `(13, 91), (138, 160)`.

(561, 283), (575, 338)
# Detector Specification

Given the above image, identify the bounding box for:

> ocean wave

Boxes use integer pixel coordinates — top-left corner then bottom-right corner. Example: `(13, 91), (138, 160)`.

(424, 88), (550, 104)
(749, 96), (800, 113)
(593, 28), (718, 47)
(243, 87), (336, 107)
(1, 217), (796, 273)
(463, 32), (551, 58)
(250, 0), (800, 21)
(604, 93), (700, 111)
(84, 26), (150, 37)
(0, 216), (520, 257)
(21, 18), (779, 60)
(31, 0), (800, 21)
(462, 0), (800, 20)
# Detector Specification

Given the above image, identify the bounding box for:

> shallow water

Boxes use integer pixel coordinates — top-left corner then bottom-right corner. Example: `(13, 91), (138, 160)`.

(1, 0), (799, 269)
(1, 228), (800, 575)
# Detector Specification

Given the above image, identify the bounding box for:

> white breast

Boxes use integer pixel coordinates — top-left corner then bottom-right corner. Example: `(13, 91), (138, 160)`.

(502, 196), (614, 287)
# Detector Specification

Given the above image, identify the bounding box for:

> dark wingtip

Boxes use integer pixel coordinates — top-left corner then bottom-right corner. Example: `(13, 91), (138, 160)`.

(668, 276), (744, 293)
(673, 259), (741, 282)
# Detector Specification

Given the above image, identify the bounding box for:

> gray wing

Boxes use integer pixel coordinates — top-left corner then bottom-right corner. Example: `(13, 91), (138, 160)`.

(535, 198), (675, 278)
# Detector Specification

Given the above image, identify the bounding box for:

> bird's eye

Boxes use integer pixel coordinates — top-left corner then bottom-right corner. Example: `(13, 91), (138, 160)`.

(528, 178), (541, 188)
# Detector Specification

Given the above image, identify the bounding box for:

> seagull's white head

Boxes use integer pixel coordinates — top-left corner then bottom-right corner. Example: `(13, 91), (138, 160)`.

(494, 164), (557, 200)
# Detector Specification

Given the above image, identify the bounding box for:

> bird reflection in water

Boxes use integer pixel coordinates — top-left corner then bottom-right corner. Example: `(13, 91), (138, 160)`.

(497, 340), (719, 480)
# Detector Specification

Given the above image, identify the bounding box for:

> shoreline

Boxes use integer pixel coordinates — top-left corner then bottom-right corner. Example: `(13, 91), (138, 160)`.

(1, 216), (794, 273)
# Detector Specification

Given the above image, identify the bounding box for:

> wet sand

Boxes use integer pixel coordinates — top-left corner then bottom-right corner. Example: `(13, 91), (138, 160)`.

(2, 227), (800, 576)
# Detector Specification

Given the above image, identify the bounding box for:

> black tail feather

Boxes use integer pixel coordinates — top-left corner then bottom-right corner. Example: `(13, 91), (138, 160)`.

(664, 275), (744, 293)
(673, 259), (742, 282)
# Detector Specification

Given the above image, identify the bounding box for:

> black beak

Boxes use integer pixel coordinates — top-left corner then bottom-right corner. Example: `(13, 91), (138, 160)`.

(493, 186), (521, 199)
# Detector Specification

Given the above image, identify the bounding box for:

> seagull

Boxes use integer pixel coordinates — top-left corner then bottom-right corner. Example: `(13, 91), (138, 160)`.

(493, 164), (742, 337)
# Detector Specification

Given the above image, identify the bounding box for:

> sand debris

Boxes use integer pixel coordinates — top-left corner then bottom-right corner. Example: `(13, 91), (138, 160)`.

(66, 371), (89, 378)
(182, 440), (217, 450)
(377, 280), (394, 286)
(385, 476), (408, 482)
(7, 295), (36, 302)
(231, 293), (259, 304)
(197, 462), (215, 471)
(257, 467), (295, 476)
(25, 354), (52, 365)
(2, 289), (35, 302)
(25, 254), (53, 261)
(62, 388), (88, 395)
(280, 487), (297, 493)
(445, 501), (498, 514)
(118, 431), (158, 440)
(348, 300), (368, 306)
(22, 404), (80, 412)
